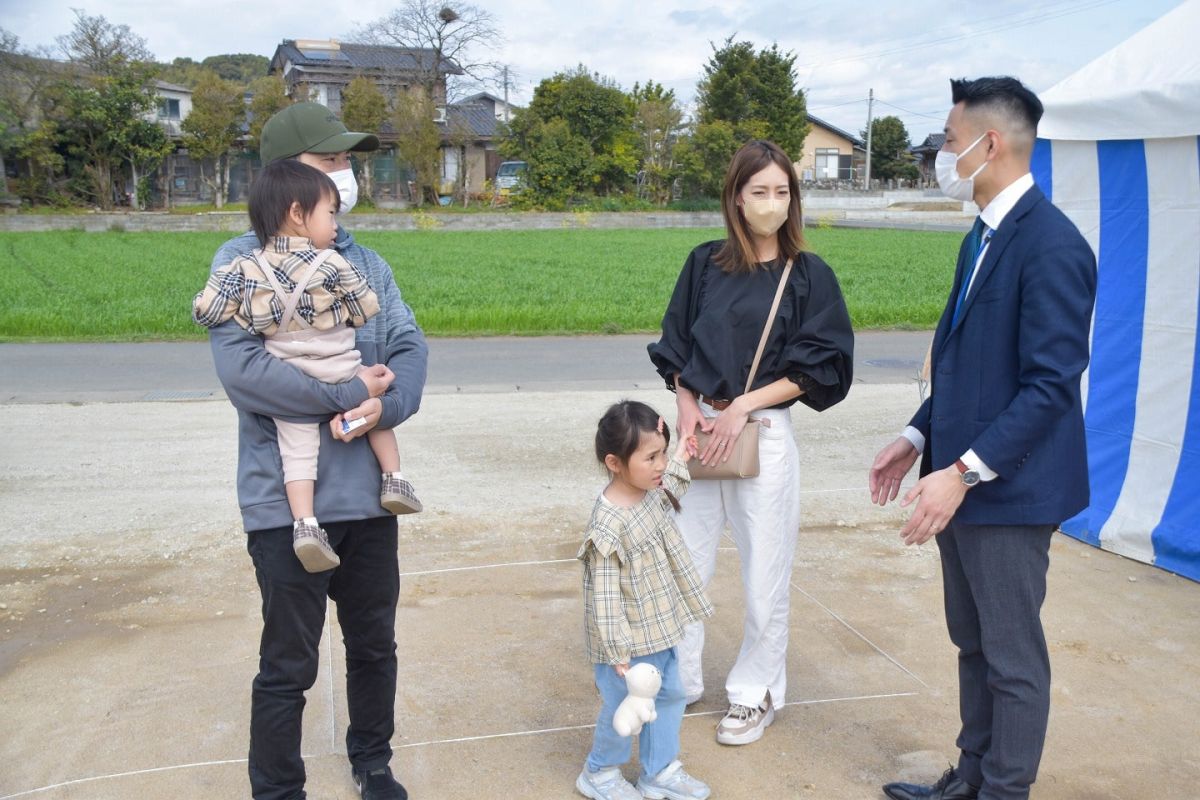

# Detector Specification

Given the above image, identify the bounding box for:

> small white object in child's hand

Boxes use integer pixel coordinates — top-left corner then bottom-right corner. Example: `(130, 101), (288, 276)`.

(341, 416), (369, 434)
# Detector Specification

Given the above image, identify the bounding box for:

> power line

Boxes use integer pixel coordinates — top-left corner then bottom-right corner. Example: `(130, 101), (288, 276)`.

(809, 97), (868, 111)
(875, 99), (946, 121)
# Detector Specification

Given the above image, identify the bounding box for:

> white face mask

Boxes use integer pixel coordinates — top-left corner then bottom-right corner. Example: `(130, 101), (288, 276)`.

(328, 167), (358, 216)
(741, 197), (790, 237)
(935, 132), (989, 202)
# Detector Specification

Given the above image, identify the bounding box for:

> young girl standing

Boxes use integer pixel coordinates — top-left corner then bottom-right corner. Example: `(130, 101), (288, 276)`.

(576, 400), (715, 800)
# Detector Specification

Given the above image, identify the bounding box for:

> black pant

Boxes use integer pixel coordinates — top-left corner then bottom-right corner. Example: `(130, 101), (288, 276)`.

(246, 516), (400, 800)
(938, 520), (1054, 800)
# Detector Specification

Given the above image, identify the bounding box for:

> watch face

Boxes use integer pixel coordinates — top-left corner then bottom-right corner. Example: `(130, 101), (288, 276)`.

(962, 470), (981, 486)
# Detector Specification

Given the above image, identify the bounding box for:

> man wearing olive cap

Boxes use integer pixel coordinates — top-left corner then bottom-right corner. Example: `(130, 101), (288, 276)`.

(206, 102), (426, 800)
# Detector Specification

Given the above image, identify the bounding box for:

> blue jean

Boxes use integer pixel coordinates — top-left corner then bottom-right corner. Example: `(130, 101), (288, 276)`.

(585, 647), (686, 778)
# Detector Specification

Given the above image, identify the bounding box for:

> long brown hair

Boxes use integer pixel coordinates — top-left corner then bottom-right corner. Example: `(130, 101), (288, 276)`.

(714, 140), (805, 273)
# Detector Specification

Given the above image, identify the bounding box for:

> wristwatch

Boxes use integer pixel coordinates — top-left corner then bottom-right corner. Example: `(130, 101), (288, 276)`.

(955, 459), (981, 487)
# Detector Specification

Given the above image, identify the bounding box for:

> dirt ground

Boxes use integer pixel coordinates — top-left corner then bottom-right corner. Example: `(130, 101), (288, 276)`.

(1, 385), (1197, 799)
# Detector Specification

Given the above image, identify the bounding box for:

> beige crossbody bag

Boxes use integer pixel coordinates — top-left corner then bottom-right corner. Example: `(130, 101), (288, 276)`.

(689, 258), (793, 480)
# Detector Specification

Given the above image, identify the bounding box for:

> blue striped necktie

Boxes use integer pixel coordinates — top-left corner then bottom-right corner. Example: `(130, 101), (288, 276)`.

(952, 217), (992, 326)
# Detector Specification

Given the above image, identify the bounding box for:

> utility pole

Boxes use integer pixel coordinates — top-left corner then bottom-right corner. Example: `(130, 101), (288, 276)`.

(502, 65), (510, 123)
(864, 88), (874, 191)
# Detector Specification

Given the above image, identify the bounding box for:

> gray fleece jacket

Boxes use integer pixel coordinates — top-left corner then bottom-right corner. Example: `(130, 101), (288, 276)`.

(208, 225), (428, 532)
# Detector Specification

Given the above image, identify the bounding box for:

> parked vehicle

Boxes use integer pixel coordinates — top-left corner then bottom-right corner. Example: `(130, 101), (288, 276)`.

(494, 161), (528, 195)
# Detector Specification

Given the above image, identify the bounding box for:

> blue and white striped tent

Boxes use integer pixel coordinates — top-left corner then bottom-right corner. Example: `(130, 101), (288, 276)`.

(1030, 0), (1200, 581)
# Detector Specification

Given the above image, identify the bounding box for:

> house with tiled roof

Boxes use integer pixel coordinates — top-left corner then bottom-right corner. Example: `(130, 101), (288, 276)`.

(270, 38), (463, 110)
(910, 132), (946, 185)
(268, 38), (503, 204)
(796, 114), (867, 186)
(455, 91), (518, 123)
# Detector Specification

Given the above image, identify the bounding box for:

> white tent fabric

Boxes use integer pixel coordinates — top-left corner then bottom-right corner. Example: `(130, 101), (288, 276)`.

(1038, 0), (1200, 140)
(1033, 0), (1200, 582)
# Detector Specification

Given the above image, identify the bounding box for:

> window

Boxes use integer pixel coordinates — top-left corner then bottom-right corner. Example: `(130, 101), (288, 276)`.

(442, 147), (460, 183)
(815, 148), (839, 180)
(158, 98), (181, 120)
(373, 153), (397, 184)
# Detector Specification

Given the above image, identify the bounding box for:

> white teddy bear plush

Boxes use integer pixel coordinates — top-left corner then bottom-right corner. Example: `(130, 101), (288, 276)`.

(612, 662), (661, 737)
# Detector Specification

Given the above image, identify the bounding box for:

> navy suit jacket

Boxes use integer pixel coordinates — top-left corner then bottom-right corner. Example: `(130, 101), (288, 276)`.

(910, 184), (1097, 526)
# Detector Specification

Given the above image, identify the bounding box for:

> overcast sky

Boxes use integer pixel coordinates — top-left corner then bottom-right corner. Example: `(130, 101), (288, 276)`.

(0, 0), (1184, 142)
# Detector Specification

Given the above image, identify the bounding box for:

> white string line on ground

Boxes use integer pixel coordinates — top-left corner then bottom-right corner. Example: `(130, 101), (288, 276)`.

(1, 690), (921, 798)
(789, 579), (930, 690)
(326, 608), (337, 755)
(4, 518), (922, 799)
(399, 557), (576, 577)
(717, 530), (930, 691)
(0, 758), (248, 799)
(395, 691), (920, 749)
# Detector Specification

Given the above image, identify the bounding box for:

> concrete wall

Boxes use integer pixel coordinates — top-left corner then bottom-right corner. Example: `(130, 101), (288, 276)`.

(0, 192), (971, 233)
(0, 211), (726, 233)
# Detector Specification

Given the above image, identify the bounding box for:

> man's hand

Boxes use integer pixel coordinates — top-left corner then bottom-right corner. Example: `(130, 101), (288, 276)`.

(613, 662), (630, 678)
(330, 396), (383, 442)
(356, 364), (394, 398)
(898, 466), (969, 546)
(869, 436), (920, 506)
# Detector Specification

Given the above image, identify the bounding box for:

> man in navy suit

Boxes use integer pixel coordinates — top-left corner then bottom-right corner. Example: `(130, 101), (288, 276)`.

(869, 77), (1097, 800)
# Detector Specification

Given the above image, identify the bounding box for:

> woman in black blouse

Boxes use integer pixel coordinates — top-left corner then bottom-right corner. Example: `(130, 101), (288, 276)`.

(648, 140), (854, 747)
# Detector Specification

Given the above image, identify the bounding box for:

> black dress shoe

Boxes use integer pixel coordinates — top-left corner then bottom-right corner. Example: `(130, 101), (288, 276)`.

(882, 768), (980, 800)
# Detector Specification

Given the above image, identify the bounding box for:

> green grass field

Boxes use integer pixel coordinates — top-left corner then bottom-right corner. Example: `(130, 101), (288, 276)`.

(0, 227), (959, 341)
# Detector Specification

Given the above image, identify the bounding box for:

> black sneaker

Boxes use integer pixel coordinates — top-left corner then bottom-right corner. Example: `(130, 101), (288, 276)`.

(352, 765), (408, 800)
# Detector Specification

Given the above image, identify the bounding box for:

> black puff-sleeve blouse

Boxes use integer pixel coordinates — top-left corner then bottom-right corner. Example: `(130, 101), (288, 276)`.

(647, 241), (854, 412)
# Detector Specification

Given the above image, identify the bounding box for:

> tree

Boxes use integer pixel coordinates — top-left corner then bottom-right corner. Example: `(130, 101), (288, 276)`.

(631, 81), (683, 204)
(156, 57), (208, 88)
(865, 115), (918, 182)
(201, 54), (269, 86)
(697, 39), (757, 128)
(182, 71), (245, 208)
(354, 1), (501, 101)
(128, 119), (173, 208)
(341, 76), (389, 204)
(392, 91), (441, 204)
(674, 119), (737, 199)
(52, 11), (163, 208)
(683, 37), (812, 196)
(750, 45), (809, 158)
(246, 75), (291, 156)
(56, 9), (153, 75)
(56, 67), (162, 208)
(502, 66), (637, 203)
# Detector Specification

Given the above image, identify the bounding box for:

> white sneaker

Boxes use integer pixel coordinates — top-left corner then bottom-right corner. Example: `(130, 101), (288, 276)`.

(637, 760), (711, 800)
(576, 767), (642, 800)
(715, 691), (774, 745)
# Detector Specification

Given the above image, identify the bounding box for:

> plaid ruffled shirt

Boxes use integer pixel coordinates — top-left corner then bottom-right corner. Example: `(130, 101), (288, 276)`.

(578, 456), (714, 665)
(192, 236), (380, 335)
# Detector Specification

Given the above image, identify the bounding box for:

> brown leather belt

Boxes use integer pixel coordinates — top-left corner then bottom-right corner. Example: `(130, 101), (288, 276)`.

(699, 395), (731, 411)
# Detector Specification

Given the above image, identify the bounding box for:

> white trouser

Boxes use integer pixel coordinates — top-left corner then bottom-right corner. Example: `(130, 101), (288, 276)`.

(676, 403), (800, 708)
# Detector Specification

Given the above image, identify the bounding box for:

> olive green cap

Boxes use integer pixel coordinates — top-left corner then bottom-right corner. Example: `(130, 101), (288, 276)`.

(259, 102), (380, 164)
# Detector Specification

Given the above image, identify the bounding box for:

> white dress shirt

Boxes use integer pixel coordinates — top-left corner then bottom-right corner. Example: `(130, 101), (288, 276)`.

(902, 173), (1035, 481)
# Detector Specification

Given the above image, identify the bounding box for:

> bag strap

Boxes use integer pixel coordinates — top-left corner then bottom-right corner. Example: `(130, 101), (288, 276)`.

(743, 258), (794, 395)
(250, 248), (336, 332)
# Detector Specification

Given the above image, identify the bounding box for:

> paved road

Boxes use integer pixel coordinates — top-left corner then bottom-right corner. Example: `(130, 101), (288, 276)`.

(0, 331), (930, 404)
